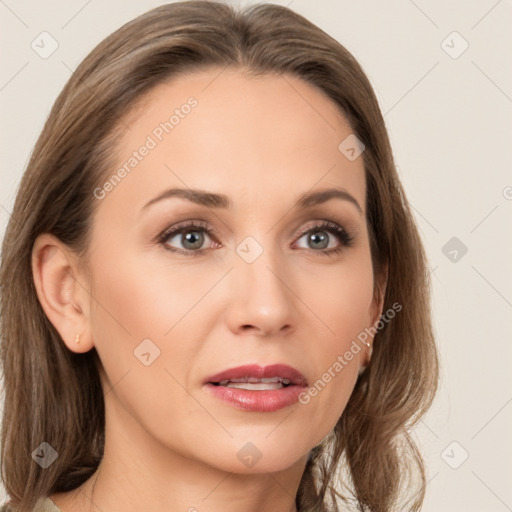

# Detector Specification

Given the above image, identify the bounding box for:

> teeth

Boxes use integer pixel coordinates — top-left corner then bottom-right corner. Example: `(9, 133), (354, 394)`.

(261, 377), (281, 383)
(225, 382), (284, 390)
(227, 377), (281, 383)
(216, 377), (292, 387)
(215, 377), (291, 389)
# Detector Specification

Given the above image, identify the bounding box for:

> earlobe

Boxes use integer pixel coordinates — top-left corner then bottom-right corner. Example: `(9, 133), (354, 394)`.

(31, 233), (93, 353)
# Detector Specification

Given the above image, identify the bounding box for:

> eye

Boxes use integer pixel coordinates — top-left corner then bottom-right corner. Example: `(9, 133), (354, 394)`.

(157, 219), (354, 257)
(293, 221), (354, 256)
(158, 220), (220, 255)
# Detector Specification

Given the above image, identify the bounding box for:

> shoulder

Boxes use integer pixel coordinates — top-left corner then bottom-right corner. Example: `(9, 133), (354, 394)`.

(0, 498), (62, 512)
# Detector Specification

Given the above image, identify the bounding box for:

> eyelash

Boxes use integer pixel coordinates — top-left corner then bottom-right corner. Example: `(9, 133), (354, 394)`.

(157, 220), (355, 258)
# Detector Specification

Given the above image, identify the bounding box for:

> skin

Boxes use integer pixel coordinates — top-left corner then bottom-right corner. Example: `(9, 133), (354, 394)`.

(32, 67), (387, 512)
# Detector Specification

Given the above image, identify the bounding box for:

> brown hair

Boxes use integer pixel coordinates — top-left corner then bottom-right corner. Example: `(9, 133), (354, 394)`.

(0, 2), (439, 511)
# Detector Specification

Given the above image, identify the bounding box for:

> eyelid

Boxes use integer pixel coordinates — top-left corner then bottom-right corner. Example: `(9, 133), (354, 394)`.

(157, 219), (220, 242)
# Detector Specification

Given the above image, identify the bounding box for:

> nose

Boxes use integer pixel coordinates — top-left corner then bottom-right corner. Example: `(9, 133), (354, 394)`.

(224, 243), (298, 338)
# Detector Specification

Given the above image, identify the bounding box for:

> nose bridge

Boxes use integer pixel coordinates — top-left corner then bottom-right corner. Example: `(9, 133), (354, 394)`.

(227, 233), (296, 335)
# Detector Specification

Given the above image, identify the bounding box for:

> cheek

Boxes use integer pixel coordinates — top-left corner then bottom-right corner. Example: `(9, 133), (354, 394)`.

(301, 250), (375, 348)
(89, 247), (211, 343)
(293, 251), (374, 438)
(87, 247), (213, 455)
(87, 243), (217, 398)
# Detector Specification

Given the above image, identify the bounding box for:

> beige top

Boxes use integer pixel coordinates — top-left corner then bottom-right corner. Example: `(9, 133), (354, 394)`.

(0, 497), (61, 512)
(38, 498), (62, 512)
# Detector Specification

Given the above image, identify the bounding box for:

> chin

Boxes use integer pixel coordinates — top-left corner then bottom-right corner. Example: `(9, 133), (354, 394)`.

(198, 439), (310, 475)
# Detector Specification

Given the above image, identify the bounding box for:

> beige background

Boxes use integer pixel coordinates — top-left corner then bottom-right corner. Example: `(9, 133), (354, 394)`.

(1, 0), (511, 509)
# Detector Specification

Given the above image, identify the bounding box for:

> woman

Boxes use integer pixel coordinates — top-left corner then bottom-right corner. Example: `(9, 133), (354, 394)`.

(0, 1), (439, 511)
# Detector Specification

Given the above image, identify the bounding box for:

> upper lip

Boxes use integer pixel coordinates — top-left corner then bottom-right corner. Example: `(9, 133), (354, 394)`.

(204, 364), (308, 387)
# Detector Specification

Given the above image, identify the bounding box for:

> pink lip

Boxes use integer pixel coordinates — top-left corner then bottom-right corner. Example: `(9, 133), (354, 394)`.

(203, 364), (308, 413)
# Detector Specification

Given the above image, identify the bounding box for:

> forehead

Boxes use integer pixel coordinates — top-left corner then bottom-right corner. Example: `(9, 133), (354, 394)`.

(100, 67), (366, 216)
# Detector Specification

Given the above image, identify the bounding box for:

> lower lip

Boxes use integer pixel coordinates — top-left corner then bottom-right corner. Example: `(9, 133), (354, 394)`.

(204, 383), (306, 412)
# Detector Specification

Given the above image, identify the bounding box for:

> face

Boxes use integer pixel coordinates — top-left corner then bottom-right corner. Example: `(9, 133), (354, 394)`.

(82, 67), (382, 473)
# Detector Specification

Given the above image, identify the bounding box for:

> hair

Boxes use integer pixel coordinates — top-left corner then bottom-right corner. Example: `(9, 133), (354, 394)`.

(0, 2), (439, 511)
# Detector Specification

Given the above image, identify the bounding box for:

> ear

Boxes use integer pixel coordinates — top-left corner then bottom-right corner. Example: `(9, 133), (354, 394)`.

(31, 233), (93, 353)
(370, 261), (389, 328)
(359, 262), (389, 372)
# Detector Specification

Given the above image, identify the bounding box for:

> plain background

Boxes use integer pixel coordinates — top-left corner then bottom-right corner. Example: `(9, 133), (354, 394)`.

(1, 0), (511, 510)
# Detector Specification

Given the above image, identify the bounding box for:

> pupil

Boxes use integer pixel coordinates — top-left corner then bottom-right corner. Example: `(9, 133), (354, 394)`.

(310, 231), (328, 249)
(183, 231), (204, 250)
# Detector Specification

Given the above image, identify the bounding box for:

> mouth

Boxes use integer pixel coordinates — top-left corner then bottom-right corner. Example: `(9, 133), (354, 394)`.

(202, 363), (308, 412)
(211, 376), (293, 390)
(204, 363), (308, 388)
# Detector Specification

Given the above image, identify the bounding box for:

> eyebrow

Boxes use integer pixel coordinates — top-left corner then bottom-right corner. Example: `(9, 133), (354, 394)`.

(141, 187), (363, 215)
